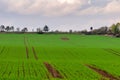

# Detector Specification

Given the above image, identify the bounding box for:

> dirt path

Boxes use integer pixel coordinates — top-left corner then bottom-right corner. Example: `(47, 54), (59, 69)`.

(44, 62), (63, 79)
(32, 47), (38, 60)
(86, 64), (118, 80)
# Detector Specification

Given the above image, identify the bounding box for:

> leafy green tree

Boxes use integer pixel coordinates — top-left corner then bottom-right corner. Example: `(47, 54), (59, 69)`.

(110, 24), (119, 34)
(116, 23), (120, 32)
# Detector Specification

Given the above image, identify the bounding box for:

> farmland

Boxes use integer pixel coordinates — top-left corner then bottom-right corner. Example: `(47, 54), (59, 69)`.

(0, 34), (120, 80)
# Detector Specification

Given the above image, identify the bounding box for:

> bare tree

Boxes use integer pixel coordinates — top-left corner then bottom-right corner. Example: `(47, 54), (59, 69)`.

(21, 27), (28, 32)
(5, 26), (10, 32)
(16, 28), (20, 32)
(10, 26), (14, 32)
(0, 25), (5, 32)
(43, 25), (49, 32)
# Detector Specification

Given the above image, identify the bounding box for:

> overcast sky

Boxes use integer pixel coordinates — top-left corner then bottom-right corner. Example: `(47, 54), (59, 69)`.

(0, 0), (120, 31)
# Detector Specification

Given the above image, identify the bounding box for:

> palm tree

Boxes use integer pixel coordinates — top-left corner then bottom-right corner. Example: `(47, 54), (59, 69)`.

(43, 25), (49, 32)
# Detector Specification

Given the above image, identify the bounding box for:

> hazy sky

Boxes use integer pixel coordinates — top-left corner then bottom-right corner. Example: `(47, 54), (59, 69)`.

(0, 0), (120, 31)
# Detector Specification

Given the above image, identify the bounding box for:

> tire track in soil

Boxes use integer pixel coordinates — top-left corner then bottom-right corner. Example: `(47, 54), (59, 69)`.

(24, 37), (29, 59)
(44, 62), (63, 79)
(0, 47), (5, 55)
(8, 71), (11, 77)
(85, 64), (119, 80)
(103, 49), (120, 56)
(31, 63), (38, 77)
(32, 47), (38, 60)
(2, 64), (9, 77)
(18, 66), (19, 78)
(22, 63), (25, 77)
(8, 64), (13, 77)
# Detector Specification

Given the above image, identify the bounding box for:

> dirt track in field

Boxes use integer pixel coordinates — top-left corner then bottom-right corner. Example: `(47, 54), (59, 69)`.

(86, 64), (118, 80)
(104, 49), (120, 56)
(32, 47), (38, 60)
(18, 66), (19, 78)
(0, 47), (5, 55)
(24, 37), (29, 59)
(22, 63), (25, 77)
(44, 62), (63, 79)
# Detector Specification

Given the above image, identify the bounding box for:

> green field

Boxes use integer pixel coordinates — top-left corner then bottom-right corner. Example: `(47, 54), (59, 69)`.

(0, 34), (120, 80)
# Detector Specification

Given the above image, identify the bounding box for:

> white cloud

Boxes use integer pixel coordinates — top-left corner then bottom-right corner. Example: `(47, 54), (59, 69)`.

(0, 0), (88, 16)
(77, 0), (120, 15)
(88, 0), (92, 5)
(103, 0), (120, 14)
(0, 0), (120, 16)
(77, 7), (103, 15)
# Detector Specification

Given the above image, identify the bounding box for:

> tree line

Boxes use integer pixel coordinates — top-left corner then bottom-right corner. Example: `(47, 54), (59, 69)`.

(0, 25), (49, 33)
(80, 22), (120, 37)
(1, 22), (120, 37)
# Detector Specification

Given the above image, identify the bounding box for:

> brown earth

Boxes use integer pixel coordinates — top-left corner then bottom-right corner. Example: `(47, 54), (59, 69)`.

(86, 64), (119, 80)
(44, 62), (63, 79)
(61, 37), (69, 40)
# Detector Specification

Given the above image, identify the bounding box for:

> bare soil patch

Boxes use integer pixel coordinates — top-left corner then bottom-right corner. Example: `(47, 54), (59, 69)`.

(61, 37), (69, 41)
(86, 64), (118, 80)
(44, 62), (63, 79)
